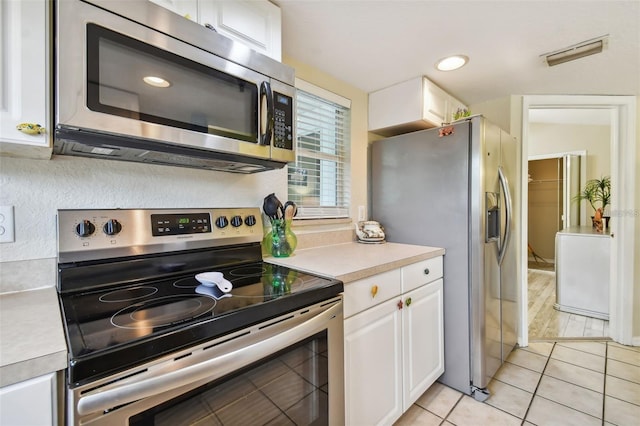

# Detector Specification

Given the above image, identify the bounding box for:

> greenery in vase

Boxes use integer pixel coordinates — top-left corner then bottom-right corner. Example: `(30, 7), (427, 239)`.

(573, 176), (611, 214)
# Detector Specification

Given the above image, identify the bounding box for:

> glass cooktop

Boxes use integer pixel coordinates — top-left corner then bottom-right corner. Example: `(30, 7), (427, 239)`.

(60, 261), (342, 386)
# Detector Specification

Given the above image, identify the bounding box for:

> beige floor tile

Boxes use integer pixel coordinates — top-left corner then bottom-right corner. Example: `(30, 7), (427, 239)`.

(608, 342), (640, 353)
(507, 348), (548, 373)
(520, 341), (555, 357)
(526, 396), (601, 426)
(604, 395), (640, 425)
(551, 344), (605, 372)
(556, 340), (607, 356)
(536, 375), (603, 418)
(447, 395), (521, 426)
(607, 359), (640, 384)
(494, 361), (542, 393)
(607, 344), (640, 367)
(486, 379), (533, 419)
(414, 382), (462, 418)
(393, 405), (442, 426)
(605, 375), (640, 405)
(543, 358), (604, 393)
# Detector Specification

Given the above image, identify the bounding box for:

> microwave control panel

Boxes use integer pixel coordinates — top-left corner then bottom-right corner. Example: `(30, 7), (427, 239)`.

(273, 92), (293, 150)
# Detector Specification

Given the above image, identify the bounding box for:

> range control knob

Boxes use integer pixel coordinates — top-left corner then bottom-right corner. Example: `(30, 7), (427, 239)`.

(230, 215), (243, 228)
(76, 220), (96, 238)
(103, 219), (122, 236)
(215, 216), (229, 228)
(244, 215), (257, 226)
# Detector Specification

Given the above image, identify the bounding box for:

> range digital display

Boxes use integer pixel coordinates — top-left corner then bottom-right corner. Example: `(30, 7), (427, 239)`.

(151, 213), (211, 236)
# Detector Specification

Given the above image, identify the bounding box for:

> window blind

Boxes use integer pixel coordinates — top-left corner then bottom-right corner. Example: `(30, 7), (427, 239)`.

(288, 81), (351, 219)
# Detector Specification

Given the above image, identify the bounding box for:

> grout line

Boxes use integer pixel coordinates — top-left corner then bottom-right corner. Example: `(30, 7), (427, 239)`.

(603, 342), (608, 424)
(440, 392), (464, 424)
(521, 341), (555, 422)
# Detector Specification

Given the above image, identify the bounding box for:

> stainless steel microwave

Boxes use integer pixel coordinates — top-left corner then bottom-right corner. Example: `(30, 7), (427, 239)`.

(54, 0), (295, 173)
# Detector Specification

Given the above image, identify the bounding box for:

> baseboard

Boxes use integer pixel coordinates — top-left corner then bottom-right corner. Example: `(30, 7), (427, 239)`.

(631, 336), (640, 347)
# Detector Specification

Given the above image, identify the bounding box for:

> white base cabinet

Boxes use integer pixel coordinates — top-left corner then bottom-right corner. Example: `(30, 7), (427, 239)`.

(0, 373), (57, 426)
(344, 257), (444, 425)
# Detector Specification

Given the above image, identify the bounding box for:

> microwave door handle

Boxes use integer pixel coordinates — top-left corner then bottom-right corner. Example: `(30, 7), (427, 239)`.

(260, 81), (274, 146)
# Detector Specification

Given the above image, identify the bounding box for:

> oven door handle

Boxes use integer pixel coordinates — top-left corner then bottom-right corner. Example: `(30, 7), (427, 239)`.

(77, 301), (342, 416)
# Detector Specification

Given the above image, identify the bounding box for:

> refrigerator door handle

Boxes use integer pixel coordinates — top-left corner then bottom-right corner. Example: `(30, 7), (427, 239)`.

(498, 166), (512, 266)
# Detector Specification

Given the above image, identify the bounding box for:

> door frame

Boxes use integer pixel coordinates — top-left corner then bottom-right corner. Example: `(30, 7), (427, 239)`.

(520, 95), (636, 347)
(528, 150), (588, 228)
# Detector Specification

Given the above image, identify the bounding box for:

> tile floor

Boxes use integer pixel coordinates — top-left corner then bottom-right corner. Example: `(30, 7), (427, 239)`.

(395, 340), (640, 426)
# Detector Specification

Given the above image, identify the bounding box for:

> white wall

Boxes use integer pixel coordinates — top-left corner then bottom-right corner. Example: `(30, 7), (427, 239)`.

(0, 155), (287, 262)
(528, 122), (611, 183)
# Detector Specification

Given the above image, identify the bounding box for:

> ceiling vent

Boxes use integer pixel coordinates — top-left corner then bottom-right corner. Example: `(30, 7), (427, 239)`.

(542, 35), (608, 67)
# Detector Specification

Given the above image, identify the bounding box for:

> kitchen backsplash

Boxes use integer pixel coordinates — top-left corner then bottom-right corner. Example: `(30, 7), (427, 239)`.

(0, 155), (287, 263)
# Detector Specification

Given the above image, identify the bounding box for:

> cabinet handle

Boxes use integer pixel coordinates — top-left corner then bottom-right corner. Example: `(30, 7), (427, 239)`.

(16, 123), (45, 135)
(370, 285), (378, 298)
(424, 268), (430, 275)
(397, 300), (403, 310)
(405, 297), (412, 307)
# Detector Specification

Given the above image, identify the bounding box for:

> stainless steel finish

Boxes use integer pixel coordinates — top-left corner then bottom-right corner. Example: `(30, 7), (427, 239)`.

(68, 297), (345, 425)
(370, 116), (520, 395)
(57, 208), (263, 263)
(498, 166), (512, 266)
(55, 0), (295, 173)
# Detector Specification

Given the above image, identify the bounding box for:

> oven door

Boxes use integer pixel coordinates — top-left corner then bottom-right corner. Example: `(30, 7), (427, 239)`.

(67, 297), (344, 426)
(56, 0), (273, 160)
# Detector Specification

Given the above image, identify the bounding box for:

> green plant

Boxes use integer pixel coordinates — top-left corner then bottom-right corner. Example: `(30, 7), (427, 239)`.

(573, 176), (611, 213)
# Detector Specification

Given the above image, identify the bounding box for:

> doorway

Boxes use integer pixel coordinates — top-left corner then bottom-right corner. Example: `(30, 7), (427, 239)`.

(527, 149), (609, 339)
(519, 95), (636, 348)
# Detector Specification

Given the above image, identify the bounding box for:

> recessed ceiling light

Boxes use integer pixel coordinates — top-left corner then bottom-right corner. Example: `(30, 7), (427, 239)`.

(143, 76), (171, 88)
(436, 55), (468, 71)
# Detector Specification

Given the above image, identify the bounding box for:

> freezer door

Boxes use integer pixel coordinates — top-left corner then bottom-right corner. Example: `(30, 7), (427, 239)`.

(370, 122), (472, 394)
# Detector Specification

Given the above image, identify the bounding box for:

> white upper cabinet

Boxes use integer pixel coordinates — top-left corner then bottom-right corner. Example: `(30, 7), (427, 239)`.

(368, 76), (467, 137)
(0, 0), (52, 158)
(151, 0), (282, 61)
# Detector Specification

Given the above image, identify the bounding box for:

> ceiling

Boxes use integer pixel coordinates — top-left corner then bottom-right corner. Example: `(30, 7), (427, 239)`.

(274, 0), (640, 106)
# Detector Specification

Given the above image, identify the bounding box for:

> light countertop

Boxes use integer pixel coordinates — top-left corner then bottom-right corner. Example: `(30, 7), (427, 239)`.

(557, 226), (612, 237)
(265, 241), (445, 283)
(0, 241), (444, 387)
(0, 285), (67, 387)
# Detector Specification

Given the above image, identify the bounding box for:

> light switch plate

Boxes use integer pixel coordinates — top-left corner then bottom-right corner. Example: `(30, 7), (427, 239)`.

(0, 206), (15, 243)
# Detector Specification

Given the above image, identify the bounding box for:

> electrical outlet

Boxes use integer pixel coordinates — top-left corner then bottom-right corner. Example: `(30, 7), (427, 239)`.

(0, 206), (15, 243)
(358, 205), (366, 221)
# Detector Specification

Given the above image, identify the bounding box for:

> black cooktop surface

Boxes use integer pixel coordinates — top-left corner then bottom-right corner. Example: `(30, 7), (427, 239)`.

(59, 261), (342, 386)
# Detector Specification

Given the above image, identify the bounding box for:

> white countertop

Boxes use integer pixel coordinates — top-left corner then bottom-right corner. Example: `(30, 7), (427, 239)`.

(0, 286), (67, 387)
(266, 241), (445, 283)
(557, 226), (612, 237)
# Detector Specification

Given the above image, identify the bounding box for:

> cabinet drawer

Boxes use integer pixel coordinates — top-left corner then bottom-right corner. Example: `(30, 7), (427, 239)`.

(344, 269), (401, 318)
(401, 257), (443, 293)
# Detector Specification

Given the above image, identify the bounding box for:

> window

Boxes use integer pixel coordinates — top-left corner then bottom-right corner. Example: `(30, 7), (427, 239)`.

(288, 79), (351, 219)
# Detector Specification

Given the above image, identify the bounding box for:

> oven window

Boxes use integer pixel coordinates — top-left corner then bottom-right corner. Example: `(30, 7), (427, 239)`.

(130, 332), (329, 425)
(86, 24), (259, 143)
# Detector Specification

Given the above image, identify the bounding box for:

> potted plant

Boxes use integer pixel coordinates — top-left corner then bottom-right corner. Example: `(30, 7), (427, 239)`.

(573, 176), (611, 230)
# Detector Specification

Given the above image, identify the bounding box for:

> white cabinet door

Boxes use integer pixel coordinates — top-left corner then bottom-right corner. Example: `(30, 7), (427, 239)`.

(0, 0), (51, 157)
(402, 278), (445, 410)
(422, 79), (449, 126)
(344, 297), (403, 426)
(199, 0), (281, 60)
(0, 373), (57, 426)
(149, 0), (199, 20)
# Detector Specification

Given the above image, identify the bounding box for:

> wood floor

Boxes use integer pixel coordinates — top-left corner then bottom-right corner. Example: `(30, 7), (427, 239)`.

(528, 264), (609, 340)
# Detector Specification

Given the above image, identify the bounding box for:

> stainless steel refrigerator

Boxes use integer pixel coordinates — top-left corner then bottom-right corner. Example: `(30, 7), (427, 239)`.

(370, 116), (519, 400)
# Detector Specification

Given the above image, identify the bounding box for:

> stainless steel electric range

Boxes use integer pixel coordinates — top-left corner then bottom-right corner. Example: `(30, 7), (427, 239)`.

(56, 208), (344, 426)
